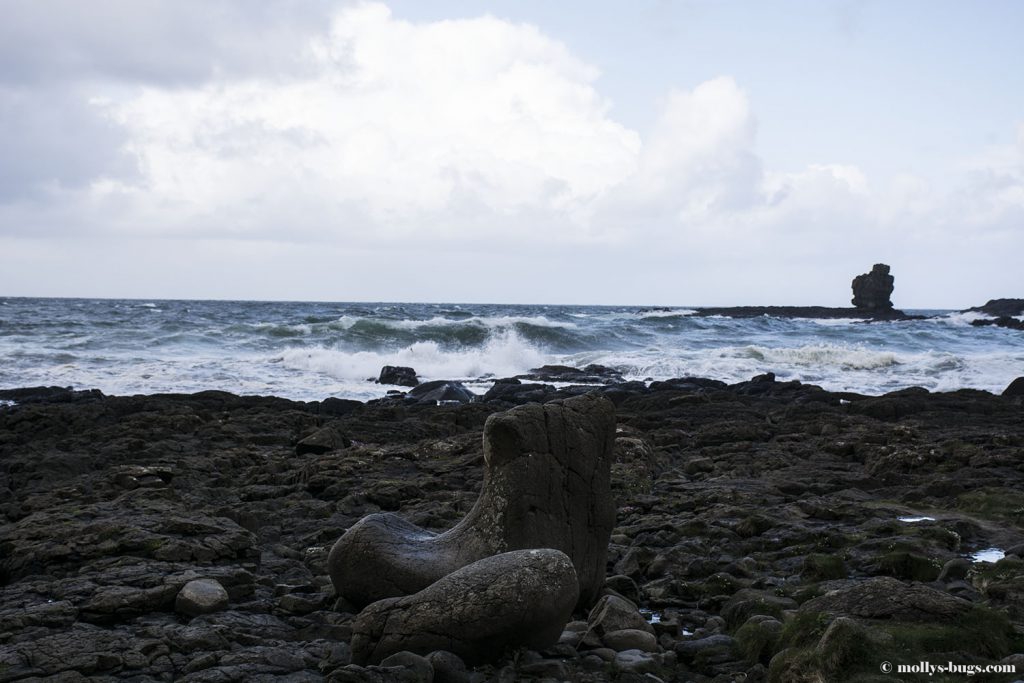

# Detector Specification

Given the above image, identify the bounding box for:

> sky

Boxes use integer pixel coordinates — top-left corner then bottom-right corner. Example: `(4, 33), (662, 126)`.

(1, 0), (1022, 307)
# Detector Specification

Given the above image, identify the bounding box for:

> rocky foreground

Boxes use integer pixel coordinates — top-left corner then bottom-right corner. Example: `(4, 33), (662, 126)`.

(2, 375), (1024, 682)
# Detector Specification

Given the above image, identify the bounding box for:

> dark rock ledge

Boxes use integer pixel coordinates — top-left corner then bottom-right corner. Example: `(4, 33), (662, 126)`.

(1, 378), (1023, 681)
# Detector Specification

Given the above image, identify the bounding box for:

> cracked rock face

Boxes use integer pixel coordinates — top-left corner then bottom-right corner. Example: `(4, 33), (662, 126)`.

(350, 548), (579, 665)
(328, 393), (616, 611)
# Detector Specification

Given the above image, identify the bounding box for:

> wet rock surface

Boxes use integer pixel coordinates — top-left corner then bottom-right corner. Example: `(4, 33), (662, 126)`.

(1, 380), (1023, 681)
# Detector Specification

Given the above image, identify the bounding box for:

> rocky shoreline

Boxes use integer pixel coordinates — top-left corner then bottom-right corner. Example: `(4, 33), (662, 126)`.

(2, 376), (1024, 682)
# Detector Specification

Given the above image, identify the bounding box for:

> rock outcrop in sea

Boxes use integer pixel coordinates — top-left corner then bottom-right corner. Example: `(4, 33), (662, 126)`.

(967, 298), (1024, 331)
(692, 263), (916, 321)
(851, 263), (895, 311)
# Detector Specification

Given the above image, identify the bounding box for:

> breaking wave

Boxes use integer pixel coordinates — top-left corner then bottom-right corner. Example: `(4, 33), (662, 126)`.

(278, 330), (548, 384)
(2, 298), (1022, 400)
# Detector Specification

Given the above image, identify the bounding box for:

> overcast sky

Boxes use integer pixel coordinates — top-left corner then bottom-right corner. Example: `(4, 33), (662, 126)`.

(1, 0), (1022, 307)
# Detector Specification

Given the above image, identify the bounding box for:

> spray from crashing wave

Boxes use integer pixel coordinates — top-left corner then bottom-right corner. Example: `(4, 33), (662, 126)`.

(0, 297), (1021, 401)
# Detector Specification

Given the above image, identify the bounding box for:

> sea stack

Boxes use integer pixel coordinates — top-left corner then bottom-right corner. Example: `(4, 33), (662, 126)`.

(851, 263), (895, 312)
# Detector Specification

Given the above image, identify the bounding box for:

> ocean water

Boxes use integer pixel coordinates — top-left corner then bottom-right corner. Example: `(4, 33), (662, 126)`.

(1, 297), (1022, 402)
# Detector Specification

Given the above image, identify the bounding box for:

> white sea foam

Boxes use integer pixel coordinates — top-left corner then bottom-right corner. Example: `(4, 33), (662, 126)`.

(5, 298), (1023, 402)
(932, 311), (991, 327)
(278, 330), (549, 385)
(740, 344), (900, 370)
(638, 309), (698, 318)
(803, 318), (869, 326)
(563, 341), (1022, 396)
(382, 315), (577, 330)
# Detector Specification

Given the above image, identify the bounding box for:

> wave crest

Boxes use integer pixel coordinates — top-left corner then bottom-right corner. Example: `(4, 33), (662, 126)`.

(741, 344), (899, 370)
(278, 330), (548, 383)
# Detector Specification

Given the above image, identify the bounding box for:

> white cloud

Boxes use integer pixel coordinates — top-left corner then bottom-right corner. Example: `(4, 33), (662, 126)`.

(1, 1), (1022, 306)
(84, 3), (640, 244)
(957, 122), (1024, 227)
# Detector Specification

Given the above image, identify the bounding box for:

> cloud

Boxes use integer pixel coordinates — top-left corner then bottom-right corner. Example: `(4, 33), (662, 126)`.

(0, 85), (134, 202)
(67, 3), (640, 246)
(0, 1), (1022, 306)
(0, 0), (337, 209)
(958, 122), (1024, 227)
(0, 0), (335, 86)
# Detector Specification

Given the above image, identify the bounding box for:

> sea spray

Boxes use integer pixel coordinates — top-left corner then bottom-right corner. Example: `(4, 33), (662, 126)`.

(1, 297), (1022, 401)
(278, 330), (547, 385)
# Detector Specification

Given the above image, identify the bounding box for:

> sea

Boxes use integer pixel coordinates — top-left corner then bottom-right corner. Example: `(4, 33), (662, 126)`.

(1, 297), (1022, 402)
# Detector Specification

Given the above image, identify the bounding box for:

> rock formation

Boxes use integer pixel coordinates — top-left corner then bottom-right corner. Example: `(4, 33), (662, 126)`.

(851, 263), (895, 311)
(328, 393), (616, 610)
(1004, 377), (1024, 397)
(378, 365), (418, 387)
(350, 549), (578, 665)
(967, 298), (1024, 318)
(406, 379), (475, 404)
(3, 381), (1024, 680)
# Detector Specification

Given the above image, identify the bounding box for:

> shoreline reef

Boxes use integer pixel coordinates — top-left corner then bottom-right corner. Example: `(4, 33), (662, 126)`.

(2, 375), (1024, 682)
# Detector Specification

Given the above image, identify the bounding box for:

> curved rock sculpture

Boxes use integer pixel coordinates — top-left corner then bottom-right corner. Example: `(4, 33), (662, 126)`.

(328, 393), (616, 609)
(350, 548), (579, 665)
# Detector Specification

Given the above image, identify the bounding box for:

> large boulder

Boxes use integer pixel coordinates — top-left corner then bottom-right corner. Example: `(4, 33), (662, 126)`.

(1004, 377), (1024, 397)
(407, 380), (476, 404)
(350, 549), (578, 665)
(328, 393), (616, 609)
(175, 579), (229, 617)
(378, 365), (418, 387)
(851, 263), (895, 311)
(800, 576), (971, 621)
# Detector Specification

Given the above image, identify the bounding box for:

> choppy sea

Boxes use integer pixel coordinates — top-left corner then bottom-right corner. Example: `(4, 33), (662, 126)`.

(1, 297), (1022, 402)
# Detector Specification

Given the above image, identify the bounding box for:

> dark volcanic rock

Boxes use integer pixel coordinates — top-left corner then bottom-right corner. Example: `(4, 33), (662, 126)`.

(801, 576), (971, 621)
(295, 422), (351, 455)
(1004, 377), (1024, 397)
(971, 315), (1024, 331)
(516, 364), (624, 384)
(328, 394), (616, 609)
(481, 379), (557, 405)
(851, 263), (895, 311)
(3, 381), (1024, 682)
(0, 385), (105, 404)
(378, 366), (418, 387)
(350, 549), (578, 665)
(967, 298), (1024, 317)
(407, 380), (476, 404)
